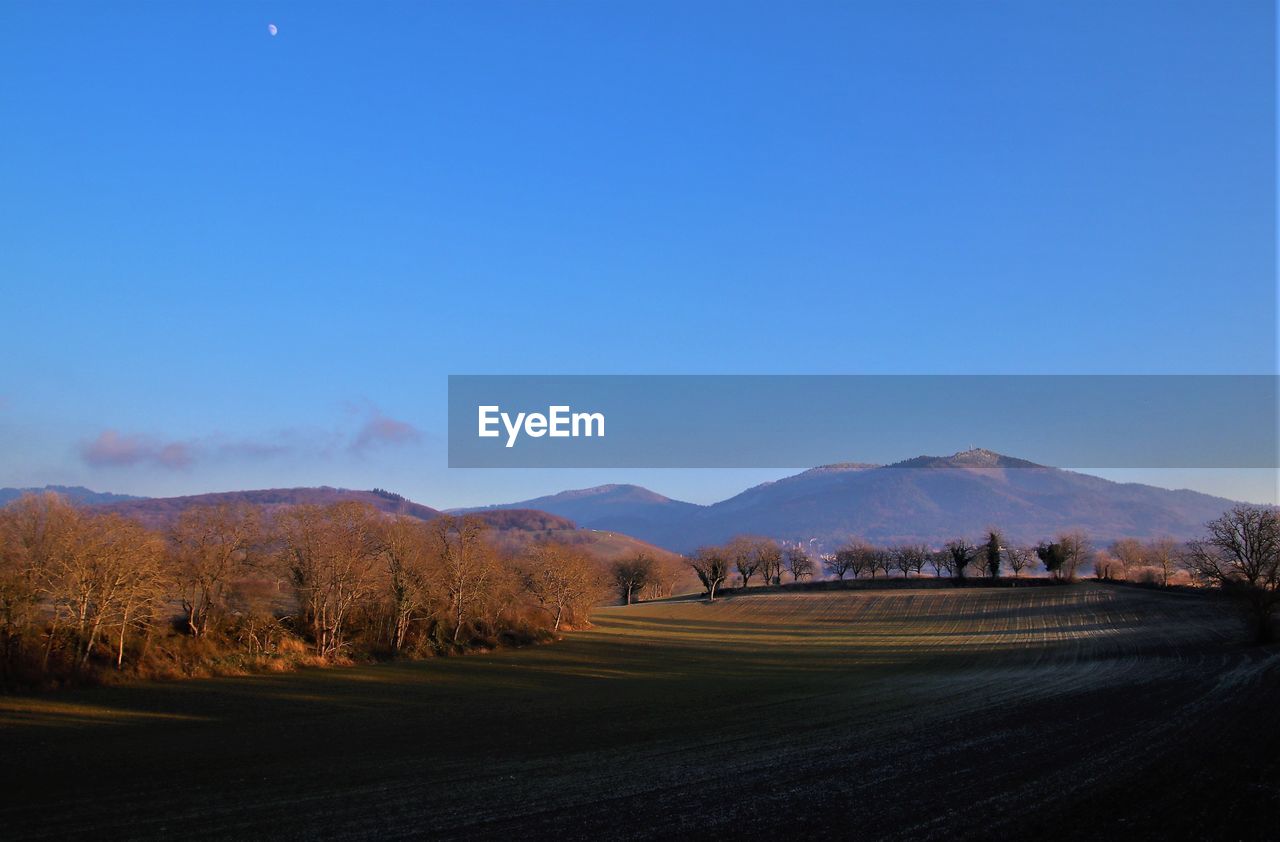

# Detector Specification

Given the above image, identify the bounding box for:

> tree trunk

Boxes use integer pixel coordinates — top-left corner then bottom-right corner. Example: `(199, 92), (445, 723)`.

(116, 605), (131, 669)
(80, 614), (106, 671)
(42, 614), (60, 672)
(185, 600), (199, 638)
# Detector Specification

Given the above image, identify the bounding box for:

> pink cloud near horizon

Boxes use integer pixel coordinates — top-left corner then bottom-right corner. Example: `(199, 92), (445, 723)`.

(80, 430), (194, 470)
(351, 412), (422, 453)
(79, 410), (423, 471)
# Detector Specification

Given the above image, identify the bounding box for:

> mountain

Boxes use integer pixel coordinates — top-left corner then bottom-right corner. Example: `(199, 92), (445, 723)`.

(81, 487), (678, 567)
(454, 484), (703, 537)
(10, 449), (1254, 558)
(463, 450), (1252, 551)
(93, 487), (442, 529)
(0, 485), (146, 507)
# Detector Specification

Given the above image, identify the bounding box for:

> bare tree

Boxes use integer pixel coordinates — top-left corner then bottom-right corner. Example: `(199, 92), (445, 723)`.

(278, 502), (384, 657)
(727, 537), (762, 588)
(108, 531), (166, 669)
(51, 514), (162, 670)
(1006, 546), (1032, 579)
(892, 547), (912, 579)
(851, 543), (877, 579)
(379, 516), (433, 653)
(689, 546), (730, 601)
(894, 545), (927, 579)
(525, 542), (603, 631)
(1110, 538), (1146, 581)
(929, 549), (953, 578)
(643, 555), (684, 600)
(1183, 506), (1280, 643)
(425, 514), (495, 645)
(873, 549), (894, 580)
(611, 554), (653, 605)
(908, 544), (929, 578)
(1147, 537), (1179, 588)
(947, 539), (976, 580)
(1092, 549), (1119, 581)
(0, 493), (77, 673)
(1058, 531), (1091, 581)
(170, 504), (260, 639)
(756, 540), (783, 586)
(786, 547), (814, 582)
(825, 545), (858, 580)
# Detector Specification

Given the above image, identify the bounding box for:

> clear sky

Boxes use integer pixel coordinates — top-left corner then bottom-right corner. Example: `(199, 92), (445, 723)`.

(1, 1), (1275, 507)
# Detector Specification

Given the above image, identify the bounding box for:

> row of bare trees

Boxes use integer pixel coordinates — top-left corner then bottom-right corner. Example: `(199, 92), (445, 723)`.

(1095, 506), (1280, 643)
(671, 507), (1278, 643)
(820, 532), (1051, 582)
(0, 493), (608, 685)
(608, 553), (686, 605)
(676, 533), (1043, 599)
(682, 537), (814, 599)
(0, 495), (168, 674)
(1093, 538), (1182, 586)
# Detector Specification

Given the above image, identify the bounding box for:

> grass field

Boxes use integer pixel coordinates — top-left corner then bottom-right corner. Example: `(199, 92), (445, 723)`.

(2, 584), (1277, 840)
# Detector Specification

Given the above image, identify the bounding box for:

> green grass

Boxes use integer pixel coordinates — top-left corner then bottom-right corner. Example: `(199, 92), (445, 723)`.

(1, 584), (1276, 840)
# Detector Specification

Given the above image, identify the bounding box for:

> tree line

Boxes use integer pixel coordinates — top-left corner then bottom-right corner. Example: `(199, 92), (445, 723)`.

(0, 493), (610, 686)
(668, 507), (1278, 643)
(4, 490), (1274, 689)
(673, 530), (1082, 595)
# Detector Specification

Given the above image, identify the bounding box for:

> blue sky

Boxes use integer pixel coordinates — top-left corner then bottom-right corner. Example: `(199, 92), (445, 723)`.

(1, 1), (1275, 506)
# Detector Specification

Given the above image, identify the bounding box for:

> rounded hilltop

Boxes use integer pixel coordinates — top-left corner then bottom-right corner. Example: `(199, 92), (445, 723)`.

(889, 448), (1045, 469)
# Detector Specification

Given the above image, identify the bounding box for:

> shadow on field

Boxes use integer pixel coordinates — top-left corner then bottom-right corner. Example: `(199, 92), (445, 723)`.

(0, 583), (1274, 842)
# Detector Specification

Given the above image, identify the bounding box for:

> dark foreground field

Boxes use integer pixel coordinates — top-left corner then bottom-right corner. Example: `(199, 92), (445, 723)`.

(2, 584), (1278, 841)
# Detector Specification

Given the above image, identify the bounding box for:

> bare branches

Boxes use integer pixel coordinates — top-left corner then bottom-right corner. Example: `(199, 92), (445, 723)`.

(1006, 546), (1032, 578)
(947, 539), (976, 580)
(688, 547), (730, 601)
(525, 543), (604, 631)
(1, 492), (619, 684)
(170, 504), (261, 639)
(785, 547), (814, 582)
(611, 555), (653, 605)
(426, 515), (495, 645)
(1185, 506), (1280, 643)
(277, 502), (383, 658)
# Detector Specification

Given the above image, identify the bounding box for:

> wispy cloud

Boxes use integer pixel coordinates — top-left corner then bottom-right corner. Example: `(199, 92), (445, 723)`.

(81, 430), (195, 470)
(79, 431), (295, 471)
(78, 408), (423, 471)
(350, 411), (422, 453)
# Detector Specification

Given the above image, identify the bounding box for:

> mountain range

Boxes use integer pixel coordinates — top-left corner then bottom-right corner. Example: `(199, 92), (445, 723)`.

(0, 485), (145, 507)
(0, 485), (679, 565)
(4, 449), (1256, 554)
(456, 449), (1252, 550)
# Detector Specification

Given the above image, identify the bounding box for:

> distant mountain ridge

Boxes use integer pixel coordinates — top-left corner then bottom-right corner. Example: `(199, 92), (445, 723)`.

(89, 487), (443, 529)
(0, 485), (146, 507)
(4, 449), (1259, 554)
(453, 483), (702, 539)
(458, 449), (1253, 551)
(1, 485), (678, 567)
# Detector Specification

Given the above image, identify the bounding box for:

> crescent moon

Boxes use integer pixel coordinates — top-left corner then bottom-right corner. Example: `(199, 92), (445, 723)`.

(268, 23), (278, 36)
